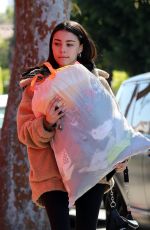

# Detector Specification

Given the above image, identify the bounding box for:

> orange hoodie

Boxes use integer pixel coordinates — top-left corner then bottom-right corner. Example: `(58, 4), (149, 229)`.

(17, 67), (114, 207)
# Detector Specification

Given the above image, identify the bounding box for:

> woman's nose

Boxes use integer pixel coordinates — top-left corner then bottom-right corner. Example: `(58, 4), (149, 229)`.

(60, 45), (66, 53)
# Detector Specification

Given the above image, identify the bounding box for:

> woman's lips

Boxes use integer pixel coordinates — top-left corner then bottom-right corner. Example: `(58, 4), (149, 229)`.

(58, 57), (69, 58)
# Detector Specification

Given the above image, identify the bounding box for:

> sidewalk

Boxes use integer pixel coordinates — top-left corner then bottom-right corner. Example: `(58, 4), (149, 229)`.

(69, 208), (106, 230)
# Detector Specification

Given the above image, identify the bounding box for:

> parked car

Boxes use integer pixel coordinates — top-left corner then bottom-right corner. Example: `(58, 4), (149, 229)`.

(0, 94), (8, 134)
(105, 72), (150, 229)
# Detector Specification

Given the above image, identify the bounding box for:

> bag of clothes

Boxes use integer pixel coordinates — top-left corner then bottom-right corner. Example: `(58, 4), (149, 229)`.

(32, 63), (150, 207)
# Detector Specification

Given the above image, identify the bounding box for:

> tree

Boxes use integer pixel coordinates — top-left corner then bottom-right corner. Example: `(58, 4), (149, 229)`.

(0, 1), (71, 229)
(71, 0), (150, 76)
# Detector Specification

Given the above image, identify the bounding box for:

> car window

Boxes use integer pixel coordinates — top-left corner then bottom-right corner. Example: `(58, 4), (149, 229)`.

(132, 82), (150, 137)
(116, 83), (138, 125)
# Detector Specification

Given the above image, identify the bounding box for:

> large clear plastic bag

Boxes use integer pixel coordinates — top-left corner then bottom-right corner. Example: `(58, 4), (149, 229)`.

(32, 63), (150, 207)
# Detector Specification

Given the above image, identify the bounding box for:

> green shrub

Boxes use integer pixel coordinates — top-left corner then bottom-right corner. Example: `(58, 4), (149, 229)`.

(0, 67), (3, 94)
(112, 70), (128, 94)
(0, 67), (10, 94)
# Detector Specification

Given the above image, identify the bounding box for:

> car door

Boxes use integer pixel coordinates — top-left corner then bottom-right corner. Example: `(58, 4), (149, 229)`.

(130, 81), (150, 211)
(116, 81), (147, 209)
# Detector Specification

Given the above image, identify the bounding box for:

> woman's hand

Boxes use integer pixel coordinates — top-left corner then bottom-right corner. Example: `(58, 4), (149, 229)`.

(115, 160), (128, 173)
(43, 96), (66, 130)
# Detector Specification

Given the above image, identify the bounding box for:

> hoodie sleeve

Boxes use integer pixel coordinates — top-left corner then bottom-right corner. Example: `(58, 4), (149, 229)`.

(17, 87), (55, 149)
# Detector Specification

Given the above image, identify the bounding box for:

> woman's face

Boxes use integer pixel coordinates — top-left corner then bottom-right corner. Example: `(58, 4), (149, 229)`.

(52, 30), (83, 67)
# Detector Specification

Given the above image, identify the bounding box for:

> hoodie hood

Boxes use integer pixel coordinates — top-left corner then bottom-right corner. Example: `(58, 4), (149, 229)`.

(93, 68), (109, 79)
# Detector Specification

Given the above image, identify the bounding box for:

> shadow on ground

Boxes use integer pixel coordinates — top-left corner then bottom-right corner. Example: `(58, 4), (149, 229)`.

(70, 215), (106, 229)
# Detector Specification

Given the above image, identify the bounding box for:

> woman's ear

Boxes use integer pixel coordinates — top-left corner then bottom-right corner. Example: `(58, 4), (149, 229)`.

(78, 44), (83, 54)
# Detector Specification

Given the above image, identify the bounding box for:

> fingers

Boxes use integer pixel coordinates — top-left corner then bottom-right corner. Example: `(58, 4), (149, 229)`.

(55, 106), (66, 118)
(115, 160), (128, 173)
(45, 96), (66, 126)
(48, 96), (62, 112)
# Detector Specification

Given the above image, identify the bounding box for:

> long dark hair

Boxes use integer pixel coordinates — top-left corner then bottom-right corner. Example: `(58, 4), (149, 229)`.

(21, 21), (97, 80)
(47, 20), (97, 71)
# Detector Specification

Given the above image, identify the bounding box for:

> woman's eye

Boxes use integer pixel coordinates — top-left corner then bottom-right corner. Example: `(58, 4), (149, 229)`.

(54, 42), (61, 46)
(67, 43), (74, 47)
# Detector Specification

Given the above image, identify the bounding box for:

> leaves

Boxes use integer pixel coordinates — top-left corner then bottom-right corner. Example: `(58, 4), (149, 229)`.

(71, 0), (150, 75)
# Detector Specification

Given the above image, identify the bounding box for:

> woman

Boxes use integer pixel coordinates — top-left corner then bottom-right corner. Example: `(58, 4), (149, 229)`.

(17, 20), (127, 230)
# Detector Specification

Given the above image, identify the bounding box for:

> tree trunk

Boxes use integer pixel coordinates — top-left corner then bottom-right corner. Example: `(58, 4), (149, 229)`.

(0, 1), (71, 229)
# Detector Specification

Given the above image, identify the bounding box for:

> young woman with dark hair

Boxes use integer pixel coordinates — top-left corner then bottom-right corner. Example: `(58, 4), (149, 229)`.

(17, 20), (127, 230)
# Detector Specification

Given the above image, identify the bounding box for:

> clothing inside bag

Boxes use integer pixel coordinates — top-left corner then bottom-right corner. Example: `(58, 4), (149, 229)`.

(32, 63), (150, 207)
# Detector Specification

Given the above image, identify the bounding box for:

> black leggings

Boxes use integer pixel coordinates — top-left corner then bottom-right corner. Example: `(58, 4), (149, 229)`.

(41, 183), (105, 230)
